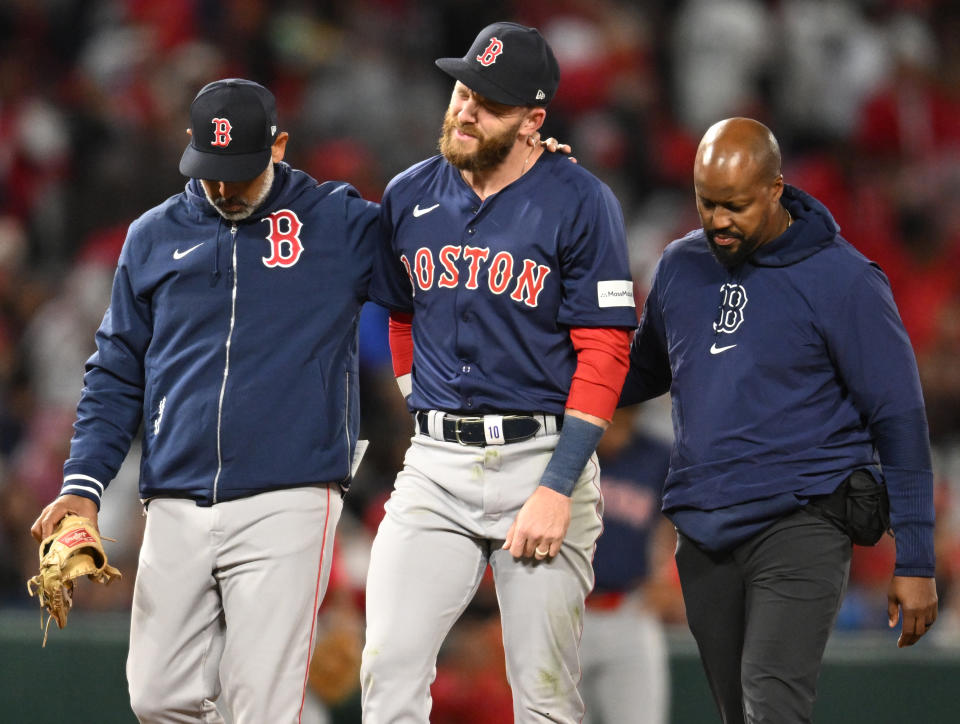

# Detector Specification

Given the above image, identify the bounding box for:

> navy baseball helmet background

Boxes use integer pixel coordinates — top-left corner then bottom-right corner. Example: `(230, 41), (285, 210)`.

(179, 79), (279, 182)
(435, 22), (560, 107)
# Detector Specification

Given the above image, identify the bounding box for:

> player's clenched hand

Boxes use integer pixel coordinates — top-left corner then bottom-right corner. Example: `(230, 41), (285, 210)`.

(31, 494), (99, 542)
(502, 485), (572, 560)
(887, 575), (938, 648)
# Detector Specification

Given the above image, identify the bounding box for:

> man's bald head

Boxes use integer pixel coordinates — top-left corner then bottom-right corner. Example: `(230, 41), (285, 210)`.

(695, 117), (782, 187)
(692, 118), (791, 269)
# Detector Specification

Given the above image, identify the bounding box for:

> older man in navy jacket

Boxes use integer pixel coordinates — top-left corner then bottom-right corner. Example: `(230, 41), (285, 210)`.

(31, 79), (380, 723)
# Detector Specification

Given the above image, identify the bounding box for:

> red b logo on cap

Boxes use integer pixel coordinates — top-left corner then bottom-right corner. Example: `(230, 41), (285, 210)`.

(211, 118), (232, 147)
(476, 37), (503, 66)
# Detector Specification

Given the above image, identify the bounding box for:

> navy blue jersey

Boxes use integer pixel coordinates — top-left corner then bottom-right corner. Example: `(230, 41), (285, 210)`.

(62, 164), (380, 506)
(593, 432), (671, 593)
(622, 185), (934, 574)
(370, 152), (636, 414)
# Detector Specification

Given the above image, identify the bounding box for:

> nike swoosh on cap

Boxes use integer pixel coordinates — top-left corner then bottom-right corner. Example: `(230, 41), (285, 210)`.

(173, 243), (204, 260)
(709, 343), (737, 355)
(412, 203), (440, 217)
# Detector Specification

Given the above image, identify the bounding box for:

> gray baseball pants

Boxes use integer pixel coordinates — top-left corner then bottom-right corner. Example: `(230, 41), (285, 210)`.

(361, 432), (603, 723)
(580, 595), (669, 724)
(126, 485), (342, 723)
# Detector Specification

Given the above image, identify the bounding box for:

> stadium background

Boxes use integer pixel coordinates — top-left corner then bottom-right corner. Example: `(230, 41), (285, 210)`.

(0, 0), (959, 721)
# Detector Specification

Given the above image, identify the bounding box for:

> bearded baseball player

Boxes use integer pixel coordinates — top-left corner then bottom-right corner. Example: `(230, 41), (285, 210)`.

(360, 22), (637, 723)
(30, 79), (380, 722)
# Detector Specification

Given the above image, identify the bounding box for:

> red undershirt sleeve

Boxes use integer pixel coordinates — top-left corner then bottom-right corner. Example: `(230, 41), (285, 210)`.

(388, 310), (414, 377)
(566, 327), (633, 422)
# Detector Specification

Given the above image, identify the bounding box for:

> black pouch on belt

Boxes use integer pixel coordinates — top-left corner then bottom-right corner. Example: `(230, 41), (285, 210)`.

(805, 469), (891, 546)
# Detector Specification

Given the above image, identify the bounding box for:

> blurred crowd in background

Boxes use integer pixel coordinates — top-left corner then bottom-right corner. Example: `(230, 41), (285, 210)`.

(1, 0), (959, 720)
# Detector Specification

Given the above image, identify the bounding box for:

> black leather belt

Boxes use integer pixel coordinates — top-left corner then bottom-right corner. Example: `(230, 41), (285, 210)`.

(415, 411), (562, 446)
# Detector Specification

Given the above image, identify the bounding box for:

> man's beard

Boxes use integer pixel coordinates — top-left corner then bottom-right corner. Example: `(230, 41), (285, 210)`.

(205, 163), (274, 221)
(705, 229), (762, 269)
(439, 111), (522, 173)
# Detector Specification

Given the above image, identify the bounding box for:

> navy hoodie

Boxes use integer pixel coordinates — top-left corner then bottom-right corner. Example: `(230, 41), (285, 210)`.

(621, 185), (934, 576)
(60, 163), (380, 506)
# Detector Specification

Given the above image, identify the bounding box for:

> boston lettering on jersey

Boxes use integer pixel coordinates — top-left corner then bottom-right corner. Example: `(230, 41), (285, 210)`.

(369, 154), (636, 414)
(399, 244), (551, 307)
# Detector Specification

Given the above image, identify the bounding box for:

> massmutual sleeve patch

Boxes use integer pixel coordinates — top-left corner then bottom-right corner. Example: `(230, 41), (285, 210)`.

(597, 280), (635, 308)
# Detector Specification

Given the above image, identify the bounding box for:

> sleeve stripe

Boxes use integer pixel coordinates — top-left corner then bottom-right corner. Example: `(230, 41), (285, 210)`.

(63, 474), (105, 493)
(60, 483), (103, 500)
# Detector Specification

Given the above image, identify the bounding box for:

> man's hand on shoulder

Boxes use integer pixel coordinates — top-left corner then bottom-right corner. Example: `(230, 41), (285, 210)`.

(888, 575), (938, 647)
(529, 133), (577, 163)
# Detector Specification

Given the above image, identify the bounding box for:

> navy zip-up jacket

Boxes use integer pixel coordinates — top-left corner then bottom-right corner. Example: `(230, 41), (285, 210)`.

(60, 163), (380, 507)
(622, 185), (935, 576)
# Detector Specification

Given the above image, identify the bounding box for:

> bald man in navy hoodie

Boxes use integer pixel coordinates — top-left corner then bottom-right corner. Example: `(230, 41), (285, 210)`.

(621, 117), (937, 724)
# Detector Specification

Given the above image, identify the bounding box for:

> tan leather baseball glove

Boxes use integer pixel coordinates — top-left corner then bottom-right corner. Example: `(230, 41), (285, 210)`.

(309, 625), (363, 705)
(26, 513), (122, 646)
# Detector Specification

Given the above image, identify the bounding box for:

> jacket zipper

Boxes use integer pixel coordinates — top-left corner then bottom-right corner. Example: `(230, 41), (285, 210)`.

(213, 223), (239, 503)
(344, 370), (352, 480)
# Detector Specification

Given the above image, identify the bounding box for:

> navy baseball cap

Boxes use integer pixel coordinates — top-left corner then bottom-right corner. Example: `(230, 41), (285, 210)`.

(179, 79), (279, 182)
(435, 22), (560, 107)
